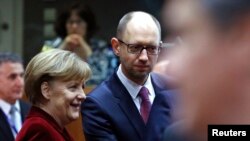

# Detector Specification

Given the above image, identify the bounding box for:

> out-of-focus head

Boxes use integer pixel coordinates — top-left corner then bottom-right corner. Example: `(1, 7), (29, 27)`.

(164, 0), (250, 137)
(111, 11), (162, 85)
(0, 52), (24, 105)
(25, 49), (91, 126)
(153, 60), (170, 75)
(55, 2), (97, 43)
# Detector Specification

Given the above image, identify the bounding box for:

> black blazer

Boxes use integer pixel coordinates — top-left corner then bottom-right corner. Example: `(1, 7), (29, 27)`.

(0, 100), (30, 141)
(81, 72), (175, 141)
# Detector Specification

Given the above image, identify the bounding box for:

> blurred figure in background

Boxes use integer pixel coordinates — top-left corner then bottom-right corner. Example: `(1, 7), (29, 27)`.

(0, 52), (30, 141)
(153, 60), (169, 75)
(42, 2), (118, 86)
(162, 0), (250, 140)
(16, 49), (91, 141)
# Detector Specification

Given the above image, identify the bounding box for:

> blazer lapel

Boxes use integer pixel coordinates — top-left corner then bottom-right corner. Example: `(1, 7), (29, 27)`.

(19, 100), (31, 122)
(108, 73), (146, 139)
(148, 73), (173, 123)
(0, 108), (14, 140)
(144, 73), (174, 141)
(147, 90), (172, 125)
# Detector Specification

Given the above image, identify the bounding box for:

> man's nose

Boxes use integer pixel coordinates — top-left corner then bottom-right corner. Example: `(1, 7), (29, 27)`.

(138, 49), (149, 61)
(16, 76), (24, 87)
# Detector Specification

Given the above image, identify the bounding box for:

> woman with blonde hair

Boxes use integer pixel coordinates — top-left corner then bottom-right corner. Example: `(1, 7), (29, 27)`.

(16, 49), (91, 141)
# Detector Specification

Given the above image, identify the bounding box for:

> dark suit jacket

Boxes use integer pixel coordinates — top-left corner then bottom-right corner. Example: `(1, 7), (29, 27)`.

(0, 100), (30, 141)
(81, 72), (175, 141)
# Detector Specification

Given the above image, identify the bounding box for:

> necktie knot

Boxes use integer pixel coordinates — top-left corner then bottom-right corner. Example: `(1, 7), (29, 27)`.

(138, 86), (150, 101)
(9, 106), (16, 115)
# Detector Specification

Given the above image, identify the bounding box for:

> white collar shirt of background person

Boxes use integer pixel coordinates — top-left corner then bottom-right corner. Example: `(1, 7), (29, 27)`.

(0, 99), (22, 136)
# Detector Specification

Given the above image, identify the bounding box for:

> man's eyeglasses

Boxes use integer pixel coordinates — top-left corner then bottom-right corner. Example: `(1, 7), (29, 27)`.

(118, 39), (161, 55)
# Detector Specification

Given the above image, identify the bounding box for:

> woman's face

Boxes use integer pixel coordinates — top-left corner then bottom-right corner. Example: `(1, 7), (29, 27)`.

(46, 78), (86, 126)
(66, 11), (87, 38)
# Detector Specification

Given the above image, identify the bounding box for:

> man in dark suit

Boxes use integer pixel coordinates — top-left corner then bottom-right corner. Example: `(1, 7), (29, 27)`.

(81, 11), (174, 141)
(0, 52), (30, 141)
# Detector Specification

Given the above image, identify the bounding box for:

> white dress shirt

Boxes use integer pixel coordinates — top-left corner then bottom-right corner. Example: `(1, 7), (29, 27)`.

(0, 99), (22, 136)
(117, 65), (156, 112)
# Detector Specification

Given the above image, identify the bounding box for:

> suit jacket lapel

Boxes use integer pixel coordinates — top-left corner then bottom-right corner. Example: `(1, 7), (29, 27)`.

(108, 73), (145, 139)
(0, 108), (14, 140)
(147, 90), (172, 125)
(144, 73), (173, 140)
(148, 73), (173, 122)
(19, 100), (30, 122)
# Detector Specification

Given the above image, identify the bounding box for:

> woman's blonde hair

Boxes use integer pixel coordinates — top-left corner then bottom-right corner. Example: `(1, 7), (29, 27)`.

(25, 49), (91, 104)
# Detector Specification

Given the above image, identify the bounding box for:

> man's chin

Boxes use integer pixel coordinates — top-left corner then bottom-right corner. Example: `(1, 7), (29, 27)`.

(132, 71), (150, 79)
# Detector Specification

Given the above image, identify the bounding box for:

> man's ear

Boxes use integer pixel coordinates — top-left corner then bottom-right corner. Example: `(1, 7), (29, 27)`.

(111, 37), (120, 56)
(41, 82), (51, 100)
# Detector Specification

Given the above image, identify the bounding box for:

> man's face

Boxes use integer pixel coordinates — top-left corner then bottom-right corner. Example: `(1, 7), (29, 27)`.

(165, 0), (249, 133)
(0, 62), (24, 104)
(117, 17), (160, 84)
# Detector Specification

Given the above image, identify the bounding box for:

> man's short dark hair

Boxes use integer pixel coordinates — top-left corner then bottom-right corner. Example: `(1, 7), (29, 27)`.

(202, 0), (250, 30)
(0, 52), (23, 66)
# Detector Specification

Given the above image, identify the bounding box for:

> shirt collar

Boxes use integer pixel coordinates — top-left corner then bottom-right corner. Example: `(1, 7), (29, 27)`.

(0, 99), (20, 115)
(117, 65), (153, 100)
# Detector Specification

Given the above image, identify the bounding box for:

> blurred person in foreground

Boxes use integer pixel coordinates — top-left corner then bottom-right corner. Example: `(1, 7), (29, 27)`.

(161, 0), (250, 140)
(82, 11), (175, 141)
(16, 49), (91, 141)
(0, 52), (30, 141)
(42, 2), (118, 86)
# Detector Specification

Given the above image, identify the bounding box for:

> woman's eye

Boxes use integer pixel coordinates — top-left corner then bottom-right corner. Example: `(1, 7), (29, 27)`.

(69, 85), (77, 90)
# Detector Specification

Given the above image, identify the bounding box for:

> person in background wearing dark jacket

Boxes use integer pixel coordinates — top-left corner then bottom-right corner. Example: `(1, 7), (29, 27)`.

(0, 52), (30, 141)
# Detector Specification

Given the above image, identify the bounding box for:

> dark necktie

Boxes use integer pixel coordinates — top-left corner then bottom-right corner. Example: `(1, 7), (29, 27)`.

(138, 86), (151, 123)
